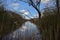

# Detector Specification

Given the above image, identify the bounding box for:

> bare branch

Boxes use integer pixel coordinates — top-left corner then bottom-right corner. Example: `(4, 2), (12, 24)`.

(19, 0), (41, 18)
(30, 0), (34, 5)
(36, 0), (41, 6)
(19, 0), (36, 6)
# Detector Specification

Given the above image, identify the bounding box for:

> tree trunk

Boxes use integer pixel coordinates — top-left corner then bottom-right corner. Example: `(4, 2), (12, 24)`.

(56, 0), (59, 14)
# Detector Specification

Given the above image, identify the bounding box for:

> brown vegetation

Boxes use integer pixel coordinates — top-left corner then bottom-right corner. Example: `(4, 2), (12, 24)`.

(40, 14), (60, 40)
(30, 13), (60, 40)
(0, 8), (26, 36)
(29, 7), (60, 40)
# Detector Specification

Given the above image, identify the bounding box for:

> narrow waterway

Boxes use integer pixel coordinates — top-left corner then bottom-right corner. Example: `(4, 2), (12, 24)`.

(2, 21), (42, 40)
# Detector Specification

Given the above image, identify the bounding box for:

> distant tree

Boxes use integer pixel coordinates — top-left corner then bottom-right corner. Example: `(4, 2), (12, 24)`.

(43, 7), (57, 16)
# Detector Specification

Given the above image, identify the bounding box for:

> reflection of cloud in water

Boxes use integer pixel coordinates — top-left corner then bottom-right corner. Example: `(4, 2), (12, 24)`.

(20, 26), (28, 31)
(2, 21), (42, 40)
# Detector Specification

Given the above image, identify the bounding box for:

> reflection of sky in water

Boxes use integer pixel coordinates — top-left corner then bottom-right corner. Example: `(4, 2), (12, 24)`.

(2, 21), (42, 40)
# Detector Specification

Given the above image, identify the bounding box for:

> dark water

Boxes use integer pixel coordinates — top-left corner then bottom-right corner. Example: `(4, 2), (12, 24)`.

(2, 21), (42, 40)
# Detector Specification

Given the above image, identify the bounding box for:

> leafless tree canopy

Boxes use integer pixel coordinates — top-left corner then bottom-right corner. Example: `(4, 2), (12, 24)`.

(20, 0), (41, 18)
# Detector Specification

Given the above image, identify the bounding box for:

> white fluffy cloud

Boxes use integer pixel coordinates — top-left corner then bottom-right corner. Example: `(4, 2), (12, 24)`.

(20, 10), (29, 15)
(20, 10), (30, 19)
(41, 0), (50, 3)
(12, 2), (19, 9)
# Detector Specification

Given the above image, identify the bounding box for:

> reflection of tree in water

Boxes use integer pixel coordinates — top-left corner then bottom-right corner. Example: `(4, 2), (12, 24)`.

(2, 21), (42, 40)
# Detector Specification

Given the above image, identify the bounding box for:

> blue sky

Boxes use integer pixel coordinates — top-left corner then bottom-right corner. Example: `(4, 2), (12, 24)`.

(5, 0), (51, 19)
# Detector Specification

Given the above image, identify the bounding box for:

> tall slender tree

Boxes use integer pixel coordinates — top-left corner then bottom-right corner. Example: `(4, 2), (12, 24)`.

(56, 0), (59, 14)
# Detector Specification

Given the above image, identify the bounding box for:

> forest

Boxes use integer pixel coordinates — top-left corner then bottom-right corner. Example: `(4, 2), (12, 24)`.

(0, 0), (60, 40)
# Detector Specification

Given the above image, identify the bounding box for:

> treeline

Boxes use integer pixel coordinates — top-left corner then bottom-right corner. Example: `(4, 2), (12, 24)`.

(34, 7), (60, 40)
(29, 6), (60, 40)
(0, 7), (26, 37)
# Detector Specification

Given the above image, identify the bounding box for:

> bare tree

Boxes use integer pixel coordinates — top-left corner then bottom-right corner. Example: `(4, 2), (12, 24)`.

(19, 0), (41, 19)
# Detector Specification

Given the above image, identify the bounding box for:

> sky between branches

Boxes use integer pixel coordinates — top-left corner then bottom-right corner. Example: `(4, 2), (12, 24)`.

(5, 0), (53, 19)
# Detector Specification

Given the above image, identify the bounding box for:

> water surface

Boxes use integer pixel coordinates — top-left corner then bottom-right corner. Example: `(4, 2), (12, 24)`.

(2, 21), (42, 40)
